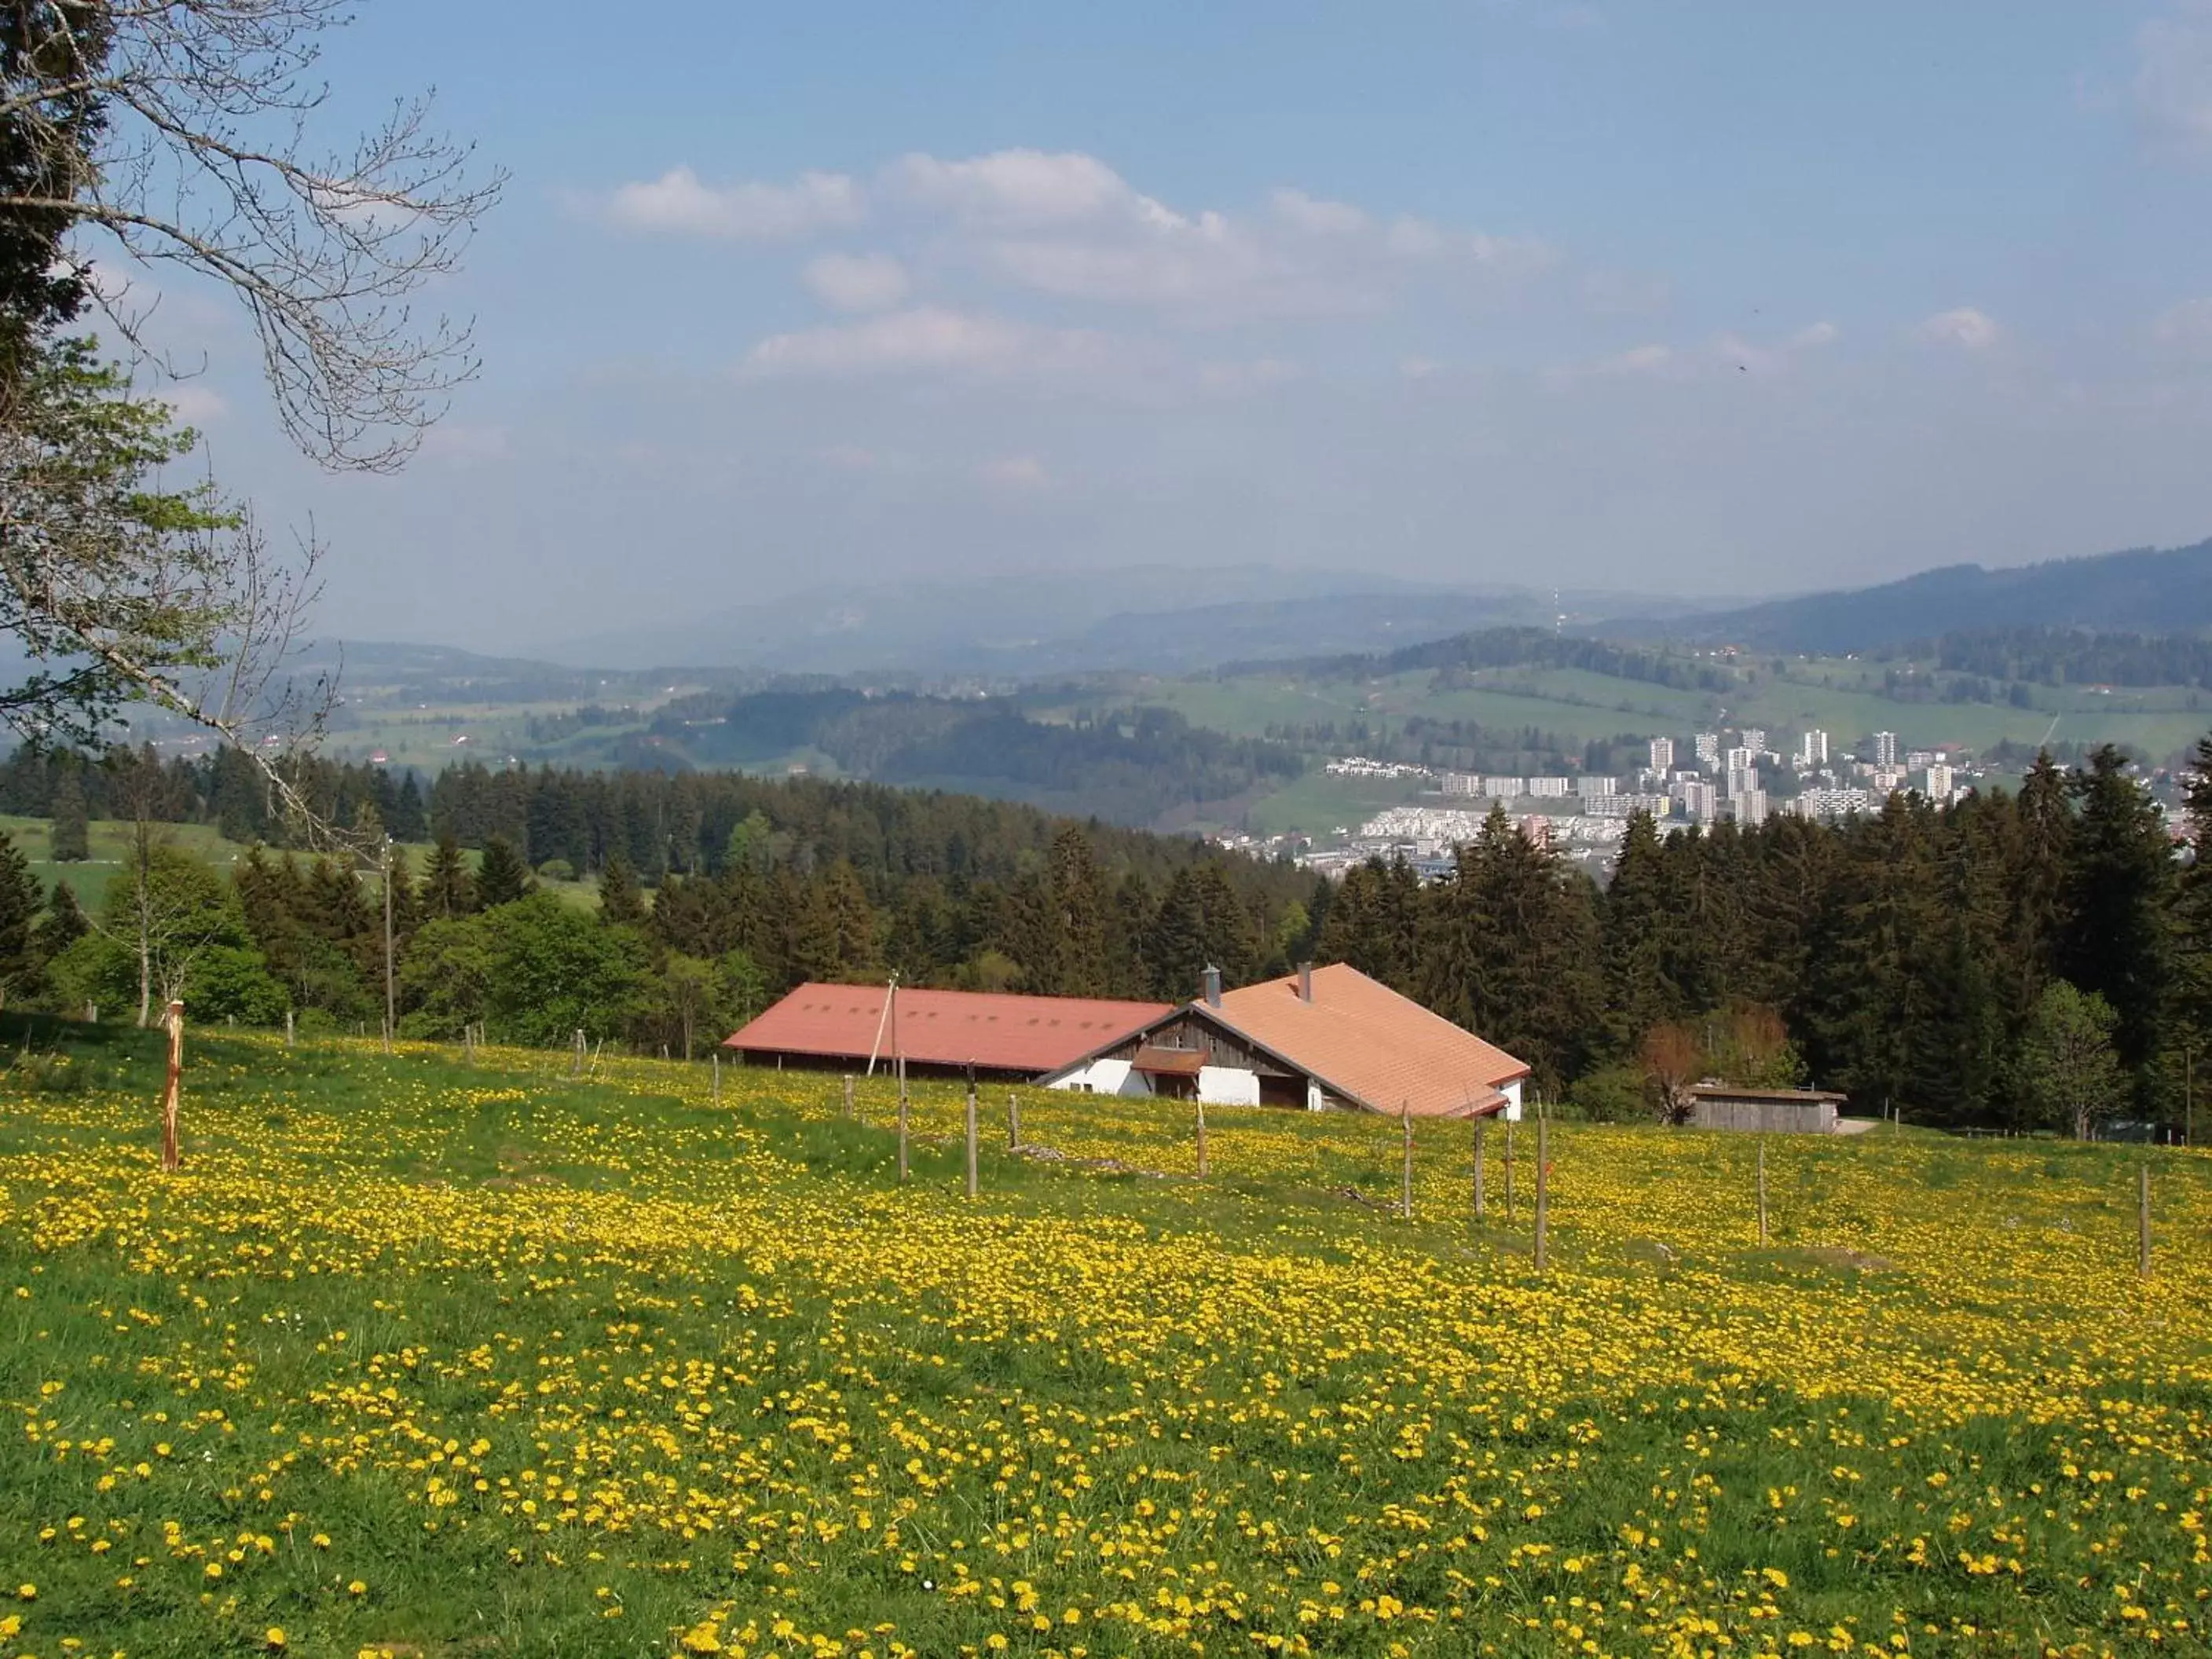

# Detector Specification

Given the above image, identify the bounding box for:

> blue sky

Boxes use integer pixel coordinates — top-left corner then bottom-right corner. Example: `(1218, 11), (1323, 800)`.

(147, 1), (2212, 651)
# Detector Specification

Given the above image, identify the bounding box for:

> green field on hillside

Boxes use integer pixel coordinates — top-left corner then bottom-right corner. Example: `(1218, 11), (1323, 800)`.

(0, 818), (606, 913)
(1144, 657), (2212, 768)
(2, 1022), (2207, 1656)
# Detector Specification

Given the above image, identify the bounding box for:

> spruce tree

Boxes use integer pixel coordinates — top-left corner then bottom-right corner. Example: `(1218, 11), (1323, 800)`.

(0, 828), (43, 998)
(475, 834), (533, 909)
(1599, 811), (1679, 1057)
(2060, 745), (2174, 1081)
(1048, 826), (1110, 996)
(599, 851), (647, 927)
(423, 831), (476, 918)
(33, 879), (86, 961)
(48, 770), (89, 862)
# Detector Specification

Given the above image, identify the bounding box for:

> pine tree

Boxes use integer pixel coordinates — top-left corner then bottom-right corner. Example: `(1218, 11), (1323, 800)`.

(2060, 745), (2173, 1080)
(389, 772), (429, 842)
(423, 831), (476, 918)
(33, 879), (86, 961)
(1599, 811), (1679, 1057)
(1048, 826), (1110, 996)
(475, 834), (533, 909)
(1145, 866), (1212, 1002)
(0, 828), (44, 998)
(599, 851), (647, 927)
(48, 770), (89, 862)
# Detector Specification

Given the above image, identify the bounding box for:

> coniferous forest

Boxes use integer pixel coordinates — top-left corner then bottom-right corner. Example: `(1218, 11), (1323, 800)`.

(2, 738), (2207, 1137)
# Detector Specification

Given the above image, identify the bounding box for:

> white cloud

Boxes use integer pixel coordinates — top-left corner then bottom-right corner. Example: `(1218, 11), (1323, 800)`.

(1269, 188), (1369, 236)
(1553, 322), (1836, 386)
(2136, 2), (2212, 155)
(603, 166), (862, 238)
(744, 306), (1111, 378)
(1917, 307), (2001, 350)
(883, 148), (1146, 226)
(2155, 294), (2212, 348)
(160, 383), (229, 424)
(595, 147), (1553, 327)
(803, 251), (910, 312)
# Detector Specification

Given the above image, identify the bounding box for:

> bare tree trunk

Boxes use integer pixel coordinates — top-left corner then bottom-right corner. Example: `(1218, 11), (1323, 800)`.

(158, 1001), (185, 1170)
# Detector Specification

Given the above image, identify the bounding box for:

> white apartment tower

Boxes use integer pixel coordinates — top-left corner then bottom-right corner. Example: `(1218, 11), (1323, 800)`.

(1797, 729), (1829, 767)
(1648, 737), (1675, 773)
(1694, 732), (1721, 767)
(1873, 731), (1899, 768)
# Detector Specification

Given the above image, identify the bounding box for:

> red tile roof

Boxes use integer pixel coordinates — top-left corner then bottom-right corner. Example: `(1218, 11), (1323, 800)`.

(1206, 963), (1530, 1119)
(725, 983), (1173, 1074)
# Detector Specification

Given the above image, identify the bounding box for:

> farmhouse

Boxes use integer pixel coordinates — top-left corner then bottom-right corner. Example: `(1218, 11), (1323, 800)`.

(723, 983), (1172, 1082)
(1043, 962), (1531, 1118)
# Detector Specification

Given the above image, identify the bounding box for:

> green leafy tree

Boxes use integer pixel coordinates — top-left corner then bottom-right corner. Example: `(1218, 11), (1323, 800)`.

(478, 894), (647, 1046)
(2023, 980), (2126, 1141)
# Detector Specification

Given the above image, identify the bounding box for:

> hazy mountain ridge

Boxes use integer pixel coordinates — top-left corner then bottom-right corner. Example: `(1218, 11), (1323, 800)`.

(540, 567), (1718, 676)
(1617, 537), (2212, 653)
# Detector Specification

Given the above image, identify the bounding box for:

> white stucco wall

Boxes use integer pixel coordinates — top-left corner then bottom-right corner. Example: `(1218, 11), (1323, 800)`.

(1500, 1078), (1525, 1121)
(1044, 1057), (1149, 1096)
(1197, 1066), (1261, 1107)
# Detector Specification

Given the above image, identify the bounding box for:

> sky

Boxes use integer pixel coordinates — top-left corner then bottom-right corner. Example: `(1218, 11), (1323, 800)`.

(123, 0), (2212, 654)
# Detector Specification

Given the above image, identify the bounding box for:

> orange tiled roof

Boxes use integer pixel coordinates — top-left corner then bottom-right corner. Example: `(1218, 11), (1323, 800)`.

(1206, 963), (1529, 1118)
(725, 983), (1172, 1073)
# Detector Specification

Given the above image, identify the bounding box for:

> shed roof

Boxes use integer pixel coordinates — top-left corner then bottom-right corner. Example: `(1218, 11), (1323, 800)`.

(1688, 1085), (1848, 1104)
(1200, 963), (1529, 1119)
(725, 983), (1172, 1074)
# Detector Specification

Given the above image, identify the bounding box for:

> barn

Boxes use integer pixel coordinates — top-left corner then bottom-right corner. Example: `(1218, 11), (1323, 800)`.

(1042, 962), (1531, 1118)
(723, 983), (1173, 1082)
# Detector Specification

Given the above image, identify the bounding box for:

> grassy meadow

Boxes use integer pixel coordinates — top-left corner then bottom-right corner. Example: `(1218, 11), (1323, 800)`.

(2, 1022), (2209, 1657)
(0, 819), (606, 915)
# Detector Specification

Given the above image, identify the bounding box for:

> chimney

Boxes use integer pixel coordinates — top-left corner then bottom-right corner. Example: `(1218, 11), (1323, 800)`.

(1298, 961), (1313, 1003)
(1203, 965), (1221, 1008)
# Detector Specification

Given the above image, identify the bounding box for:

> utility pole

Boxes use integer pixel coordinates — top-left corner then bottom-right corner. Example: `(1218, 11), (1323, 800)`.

(383, 837), (397, 1053)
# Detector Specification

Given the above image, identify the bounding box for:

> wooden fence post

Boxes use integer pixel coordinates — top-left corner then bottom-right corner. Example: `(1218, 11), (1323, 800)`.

(711, 1050), (720, 1104)
(1473, 1117), (1486, 1221)
(1505, 1119), (1516, 1223)
(284, 1009), (295, 1049)
(896, 1053), (910, 1182)
(158, 1000), (185, 1171)
(1195, 1097), (1208, 1177)
(1401, 1103), (1413, 1221)
(1008, 1090), (1022, 1152)
(570, 1028), (584, 1078)
(2138, 1164), (2152, 1278)
(1533, 1114), (1549, 1272)
(965, 1065), (980, 1200)
(1756, 1137), (1769, 1245)
(843, 1074), (855, 1119)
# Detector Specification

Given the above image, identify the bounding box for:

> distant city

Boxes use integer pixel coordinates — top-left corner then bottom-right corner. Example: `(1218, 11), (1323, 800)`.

(1220, 725), (1993, 879)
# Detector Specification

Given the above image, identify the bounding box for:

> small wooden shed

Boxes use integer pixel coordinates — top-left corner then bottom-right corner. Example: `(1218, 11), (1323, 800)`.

(1686, 1085), (1846, 1135)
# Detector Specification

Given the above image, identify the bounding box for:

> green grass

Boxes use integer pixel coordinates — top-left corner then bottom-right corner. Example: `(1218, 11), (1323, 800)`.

(0, 818), (606, 914)
(1, 1022), (2207, 1656)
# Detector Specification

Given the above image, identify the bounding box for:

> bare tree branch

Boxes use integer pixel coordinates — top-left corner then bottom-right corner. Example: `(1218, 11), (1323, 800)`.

(4, 0), (504, 471)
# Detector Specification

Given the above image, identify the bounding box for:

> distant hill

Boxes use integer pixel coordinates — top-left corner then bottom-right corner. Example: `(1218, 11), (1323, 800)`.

(541, 566), (1716, 676)
(1617, 537), (2212, 653)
